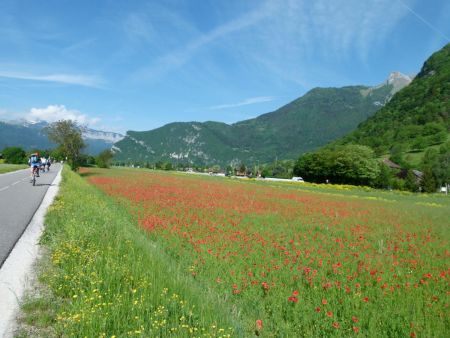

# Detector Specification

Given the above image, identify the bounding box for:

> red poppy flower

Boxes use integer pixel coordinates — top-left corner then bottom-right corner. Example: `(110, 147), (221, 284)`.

(322, 299), (327, 305)
(326, 311), (333, 317)
(332, 322), (339, 329)
(256, 319), (263, 330)
(288, 296), (298, 303)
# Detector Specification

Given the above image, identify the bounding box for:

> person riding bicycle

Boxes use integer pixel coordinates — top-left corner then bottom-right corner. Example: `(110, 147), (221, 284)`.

(41, 157), (47, 172)
(28, 152), (41, 178)
(46, 157), (52, 171)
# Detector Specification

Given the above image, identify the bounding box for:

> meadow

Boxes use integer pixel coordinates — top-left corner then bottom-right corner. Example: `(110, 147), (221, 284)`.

(0, 163), (28, 174)
(19, 167), (449, 337)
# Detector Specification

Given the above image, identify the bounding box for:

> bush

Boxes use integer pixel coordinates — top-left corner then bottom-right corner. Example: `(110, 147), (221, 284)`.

(2, 146), (26, 164)
(96, 150), (113, 168)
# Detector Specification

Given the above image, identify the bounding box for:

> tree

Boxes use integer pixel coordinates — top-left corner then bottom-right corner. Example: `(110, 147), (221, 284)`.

(2, 147), (26, 164)
(225, 165), (233, 176)
(45, 120), (85, 171)
(437, 141), (450, 189)
(294, 145), (380, 186)
(374, 163), (394, 189)
(97, 150), (114, 168)
(389, 145), (406, 168)
(421, 168), (437, 193)
(404, 170), (419, 192)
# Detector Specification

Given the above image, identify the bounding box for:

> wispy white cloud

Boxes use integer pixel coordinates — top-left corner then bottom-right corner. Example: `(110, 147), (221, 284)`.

(27, 105), (100, 126)
(226, 0), (412, 87)
(132, 0), (412, 88)
(132, 1), (273, 81)
(209, 96), (276, 110)
(123, 13), (155, 42)
(0, 70), (104, 88)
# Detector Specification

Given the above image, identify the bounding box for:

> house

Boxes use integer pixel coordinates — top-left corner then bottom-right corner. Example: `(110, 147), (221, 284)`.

(382, 158), (423, 184)
(382, 158), (402, 170)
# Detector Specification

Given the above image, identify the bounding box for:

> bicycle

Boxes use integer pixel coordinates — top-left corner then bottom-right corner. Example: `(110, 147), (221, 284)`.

(31, 166), (38, 186)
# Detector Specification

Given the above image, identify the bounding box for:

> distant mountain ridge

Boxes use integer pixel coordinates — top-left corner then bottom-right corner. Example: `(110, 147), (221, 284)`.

(0, 119), (124, 155)
(113, 72), (411, 166)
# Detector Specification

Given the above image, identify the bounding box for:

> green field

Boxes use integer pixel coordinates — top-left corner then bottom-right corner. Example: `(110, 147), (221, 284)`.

(0, 163), (28, 174)
(18, 167), (449, 337)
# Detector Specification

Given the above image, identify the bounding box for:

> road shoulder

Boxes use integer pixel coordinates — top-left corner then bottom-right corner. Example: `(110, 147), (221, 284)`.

(0, 167), (62, 337)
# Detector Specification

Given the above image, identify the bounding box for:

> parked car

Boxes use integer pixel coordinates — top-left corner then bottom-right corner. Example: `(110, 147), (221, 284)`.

(291, 176), (305, 182)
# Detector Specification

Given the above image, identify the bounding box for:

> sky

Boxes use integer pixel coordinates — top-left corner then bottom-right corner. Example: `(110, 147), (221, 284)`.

(0, 0), (449, 134)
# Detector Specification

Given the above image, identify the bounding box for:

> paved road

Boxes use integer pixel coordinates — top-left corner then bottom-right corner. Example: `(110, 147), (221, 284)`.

(0, 164), (61, 268)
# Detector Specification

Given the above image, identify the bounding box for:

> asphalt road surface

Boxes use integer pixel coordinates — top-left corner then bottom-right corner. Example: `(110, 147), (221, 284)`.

(0, 164), (61, 268)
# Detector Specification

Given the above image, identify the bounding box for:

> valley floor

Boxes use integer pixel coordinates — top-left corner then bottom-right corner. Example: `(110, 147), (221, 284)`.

(16, 167), (450, 337)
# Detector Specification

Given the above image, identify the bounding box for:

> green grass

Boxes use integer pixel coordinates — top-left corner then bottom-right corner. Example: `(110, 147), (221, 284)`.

(89, 167), (448, 337)
(19, 167), (238, 337)
(0, 163), (28, 174)
(403, 138), (448, 167)
(19, 167), (449, 337)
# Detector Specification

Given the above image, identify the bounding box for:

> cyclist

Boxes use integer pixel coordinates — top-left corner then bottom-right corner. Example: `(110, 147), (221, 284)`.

(46, 157), (52, 171)
(28, 152), (41, 178)
(41, 157), (47, 172)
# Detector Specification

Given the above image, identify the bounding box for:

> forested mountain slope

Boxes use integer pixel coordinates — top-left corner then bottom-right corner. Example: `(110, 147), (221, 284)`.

(114, 73), (409, 166)
(339, 43), (449, 155)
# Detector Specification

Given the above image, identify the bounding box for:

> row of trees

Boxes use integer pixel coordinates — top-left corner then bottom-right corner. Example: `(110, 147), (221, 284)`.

(294, 145), (379, 186)
(293, 142), (449, 193)
(1, 120), (113, 170)
(1, 147), (62, 164)
(4, 119), (444, 194)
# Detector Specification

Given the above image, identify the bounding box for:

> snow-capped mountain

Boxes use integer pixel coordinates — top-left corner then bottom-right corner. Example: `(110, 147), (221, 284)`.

(0, 119), (124, 155)
(81, 127), (124, 143)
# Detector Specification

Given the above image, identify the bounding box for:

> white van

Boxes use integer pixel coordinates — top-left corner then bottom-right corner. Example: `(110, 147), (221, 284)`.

(291, 177), (305, 182)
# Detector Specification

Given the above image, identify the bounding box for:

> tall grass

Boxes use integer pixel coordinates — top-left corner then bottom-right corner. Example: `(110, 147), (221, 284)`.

(0, 163), (28, 174)
(19, 167), (449, 337)
(84, 167), (449, 337)
(19, 168), (238, 337)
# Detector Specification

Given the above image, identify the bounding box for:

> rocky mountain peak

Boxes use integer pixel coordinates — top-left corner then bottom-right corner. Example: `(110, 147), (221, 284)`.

(386, 71), (413, 91)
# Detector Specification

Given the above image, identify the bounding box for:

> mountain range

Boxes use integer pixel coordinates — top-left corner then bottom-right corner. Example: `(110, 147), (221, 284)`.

(0, 119), (124, 155)
(338, 43), (449, 158)
(113, 72), (411, 166)
(2, 44), (447, 170)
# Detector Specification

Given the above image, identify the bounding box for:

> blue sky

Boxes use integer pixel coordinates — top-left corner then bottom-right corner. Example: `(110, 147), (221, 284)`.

(0, 0), (449, 134)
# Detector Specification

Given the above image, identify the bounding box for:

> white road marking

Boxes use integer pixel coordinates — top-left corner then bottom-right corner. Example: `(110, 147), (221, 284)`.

(11, 181), (20, 186)
(0, 186), (9, 192)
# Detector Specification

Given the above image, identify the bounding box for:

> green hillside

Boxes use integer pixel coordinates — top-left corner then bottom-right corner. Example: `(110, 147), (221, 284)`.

(340, 43), (450, 159)
(114, 75), (408, 166)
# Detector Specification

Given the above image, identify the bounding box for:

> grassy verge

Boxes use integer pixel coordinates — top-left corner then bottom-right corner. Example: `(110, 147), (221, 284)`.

(17, 167), (239, 337)
(0, 163), (28, 174)
(17, 167), (449, 337)
(82, 167), (449, 337)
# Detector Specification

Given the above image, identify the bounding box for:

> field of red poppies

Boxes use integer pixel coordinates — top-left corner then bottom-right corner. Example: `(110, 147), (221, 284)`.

(85, 168), (449, 337)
